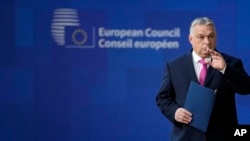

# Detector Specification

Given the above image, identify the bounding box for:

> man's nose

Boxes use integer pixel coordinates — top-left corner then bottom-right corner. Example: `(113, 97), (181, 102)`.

(203, 37), (210, 44)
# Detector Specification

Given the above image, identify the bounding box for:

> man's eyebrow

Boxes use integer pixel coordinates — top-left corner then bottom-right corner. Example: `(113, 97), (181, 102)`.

(197, 33), (204, 36)
(208, 33), (215, 36)
(197, 32), (215, 36)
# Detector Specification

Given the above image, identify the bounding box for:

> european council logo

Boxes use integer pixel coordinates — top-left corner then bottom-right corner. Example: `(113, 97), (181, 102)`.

(51, 8), (95, 48)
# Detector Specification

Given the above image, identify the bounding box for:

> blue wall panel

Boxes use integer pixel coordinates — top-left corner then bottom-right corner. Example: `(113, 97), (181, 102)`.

(1, 0), (250, 141)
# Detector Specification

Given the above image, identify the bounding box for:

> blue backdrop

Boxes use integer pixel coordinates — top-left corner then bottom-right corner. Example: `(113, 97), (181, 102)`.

(1, 0), (250, 141)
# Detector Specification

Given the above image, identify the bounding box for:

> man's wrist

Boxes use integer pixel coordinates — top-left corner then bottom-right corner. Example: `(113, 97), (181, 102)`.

(220, 64), (227, 74)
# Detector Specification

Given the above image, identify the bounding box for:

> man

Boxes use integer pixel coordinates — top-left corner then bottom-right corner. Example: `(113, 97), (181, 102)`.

(156, 17), (250, 141)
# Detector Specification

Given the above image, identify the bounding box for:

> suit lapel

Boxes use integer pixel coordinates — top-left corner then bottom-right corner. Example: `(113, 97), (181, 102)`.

(204, 66), (216, 85)
(204, 66), (224, 89)
(185, 52), (199, 83)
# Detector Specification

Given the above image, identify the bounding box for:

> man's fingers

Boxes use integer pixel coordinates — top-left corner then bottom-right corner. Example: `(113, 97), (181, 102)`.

(179, 108), (192, 116)
(183, 117), (192, 124)
(177, 114), (192, 124)
(175, 108), (192, 124)
(181, 114), (192, 123)
(208, 49), (223, 58)
(208, 48), (217, 56)
(183, 109), (192, 116)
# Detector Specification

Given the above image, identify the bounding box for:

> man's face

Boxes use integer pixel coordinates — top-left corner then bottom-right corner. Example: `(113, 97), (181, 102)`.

(189, 24), (216, 58)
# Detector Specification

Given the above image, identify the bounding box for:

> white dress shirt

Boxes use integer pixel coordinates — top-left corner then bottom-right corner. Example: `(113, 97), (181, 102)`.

(192, 51), (211, 81)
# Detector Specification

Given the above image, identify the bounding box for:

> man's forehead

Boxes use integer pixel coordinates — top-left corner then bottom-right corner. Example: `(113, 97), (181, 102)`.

(196, 31), (215, 35)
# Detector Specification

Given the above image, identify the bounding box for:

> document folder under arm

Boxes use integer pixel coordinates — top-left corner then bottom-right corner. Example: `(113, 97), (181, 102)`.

(184, 81), (216, 132)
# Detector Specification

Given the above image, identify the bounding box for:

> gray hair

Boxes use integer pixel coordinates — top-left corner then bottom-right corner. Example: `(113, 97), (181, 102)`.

(189, 17), (216, 35)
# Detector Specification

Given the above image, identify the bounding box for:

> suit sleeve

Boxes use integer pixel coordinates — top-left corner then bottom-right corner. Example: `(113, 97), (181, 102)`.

(156, 63), (180, 123)
(224, 58), (250, 94)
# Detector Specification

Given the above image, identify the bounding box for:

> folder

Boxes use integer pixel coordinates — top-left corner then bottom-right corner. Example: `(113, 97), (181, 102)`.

(184, 81), (216, 132)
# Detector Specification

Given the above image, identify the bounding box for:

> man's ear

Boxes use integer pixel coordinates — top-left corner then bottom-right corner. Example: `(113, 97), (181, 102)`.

(188, 35), (192, 44)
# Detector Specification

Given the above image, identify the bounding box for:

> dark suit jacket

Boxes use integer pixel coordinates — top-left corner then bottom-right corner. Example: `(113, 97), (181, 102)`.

(156, 50), (250, 141)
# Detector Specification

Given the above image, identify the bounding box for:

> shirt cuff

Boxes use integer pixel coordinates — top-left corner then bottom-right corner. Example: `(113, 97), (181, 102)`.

(220, 65), (227, 74)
